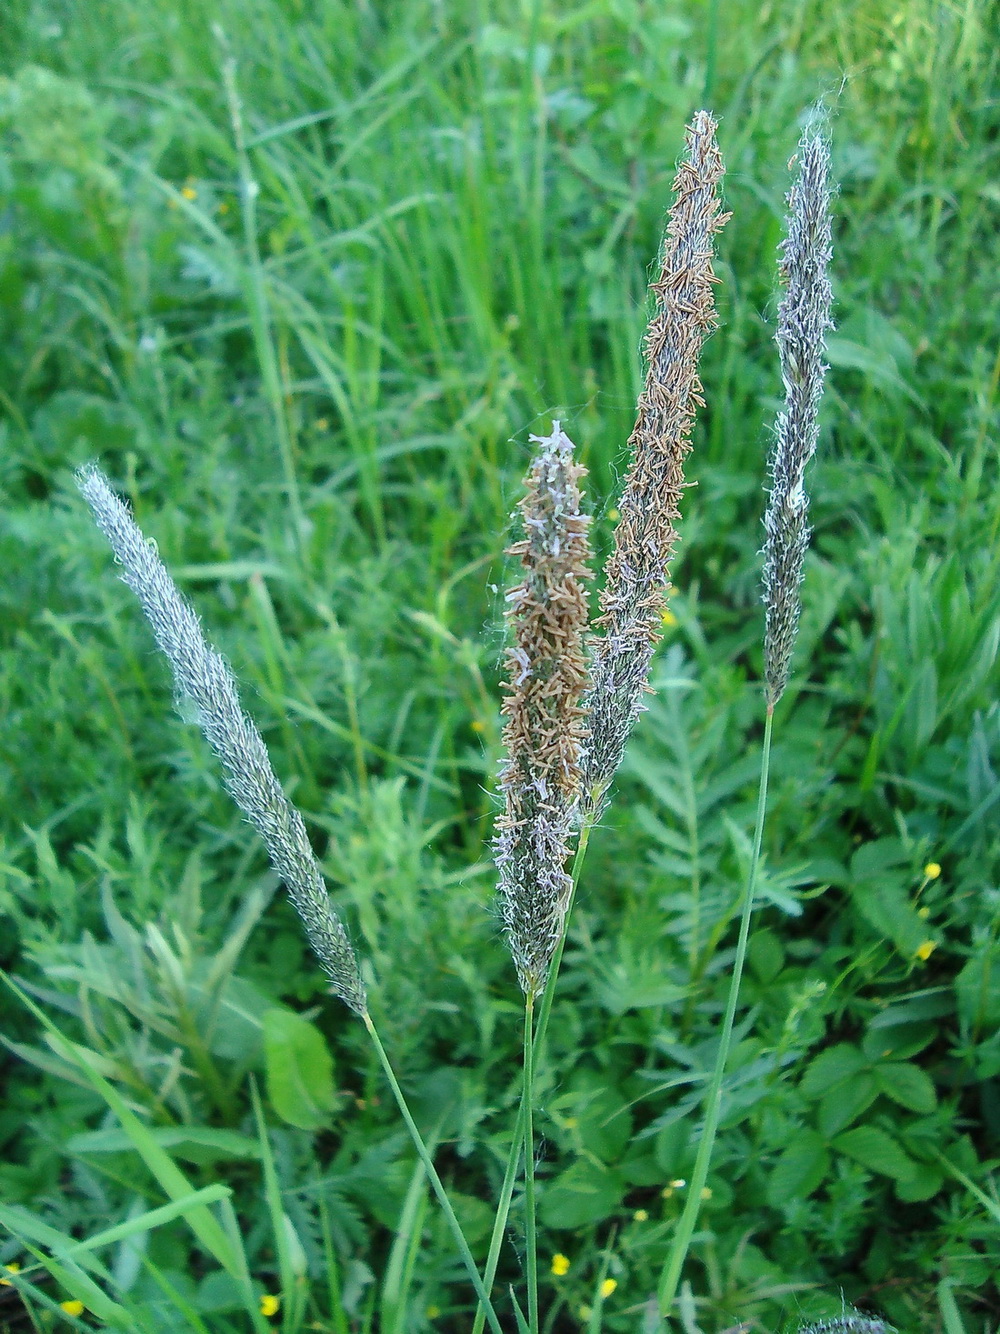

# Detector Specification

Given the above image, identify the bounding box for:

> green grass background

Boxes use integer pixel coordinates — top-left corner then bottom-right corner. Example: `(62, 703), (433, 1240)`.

(2, 0), (999, 1330)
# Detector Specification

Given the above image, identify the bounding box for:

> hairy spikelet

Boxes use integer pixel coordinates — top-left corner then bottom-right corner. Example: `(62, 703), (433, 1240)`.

(77, 465), (367, 1015)
(582, 111), (729, 816)
(762, 126), (834, 707)
(495, 423), (593, 996)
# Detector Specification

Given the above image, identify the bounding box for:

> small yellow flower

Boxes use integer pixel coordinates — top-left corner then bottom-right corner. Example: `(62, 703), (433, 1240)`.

(181, 184), (198, 201)
(924, 862), (941, 879)
(471, 719), (485, 733)
(579, 1306), (592, 1321)
(551, 1254), (571, 1276)
(700, 1186), (712, 1200)
(600, 1278), (617, 1298)
(661, 608), (678, 628)
(60, 1300), (85, 1316)
(916, 940), (936, 961)
(260, 1294), (280, 1317)
(426, 1305), (441, 1319)
(607, 508), (620, 522)
(315, 418), (329, 432)
(633, 1209), (649, 1222)
(918, 905), (930, 919)
(0, 1264), (20, 1286)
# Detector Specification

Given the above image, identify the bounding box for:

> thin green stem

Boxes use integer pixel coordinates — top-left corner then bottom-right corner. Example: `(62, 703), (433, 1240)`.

(362, 1013), (505, 1334)
(656, 705), (774, 1322)
(472, 820), (594, 1334)
(523, 995), (539, 1334)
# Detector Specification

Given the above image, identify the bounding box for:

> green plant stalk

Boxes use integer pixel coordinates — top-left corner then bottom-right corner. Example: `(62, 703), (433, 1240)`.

(472, 820), (594, 1334)
(656, 705), (774, 1321)
(523, 995), (539, 1334)
(361, 1013), (505, 1334)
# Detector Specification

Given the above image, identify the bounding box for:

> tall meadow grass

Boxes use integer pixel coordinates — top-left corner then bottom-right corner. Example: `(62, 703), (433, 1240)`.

(2, 2), (1000, 1331)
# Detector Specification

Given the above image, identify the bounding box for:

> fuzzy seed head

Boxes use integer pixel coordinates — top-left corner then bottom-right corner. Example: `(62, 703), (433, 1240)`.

(76, 465), (367, 1015)
(495, 423), (593, 995)
(582, 111), (729, 816)
(762, 126), (835, 706)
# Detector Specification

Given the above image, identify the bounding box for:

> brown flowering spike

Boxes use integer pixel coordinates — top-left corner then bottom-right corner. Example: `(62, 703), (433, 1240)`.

(494, 423), (593, 996)
(582, 111), (729, 816)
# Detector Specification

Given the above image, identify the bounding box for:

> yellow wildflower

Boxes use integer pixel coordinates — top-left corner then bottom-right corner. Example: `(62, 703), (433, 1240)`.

(600, 1278), (618, 1298)
(60, 1300), (85, 1316)
(700, 1186), (713, 1200)
(260, 1294), (280, 1317)
(661, 608), (678, 627)
(0, 1264), (20, 1286)
(916, 940), (936, 961)
(924, 862), (941, 879)
(426, 1306), (441, 1319)
(181, 184), (198, 201)
(633, 1209), (649, 1222)
(551, 1254), (570, 1276)
(471, 719), (485, 733)
(918, 905), (930, 919)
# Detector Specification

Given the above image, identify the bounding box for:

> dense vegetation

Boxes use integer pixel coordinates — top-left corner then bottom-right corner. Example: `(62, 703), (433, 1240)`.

(2, 0), (999, 1330)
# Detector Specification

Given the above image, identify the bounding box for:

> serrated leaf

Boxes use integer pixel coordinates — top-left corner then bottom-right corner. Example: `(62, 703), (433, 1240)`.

(894, 1163), (944, 1202)
(801, 1044), (867, 1098)
(538, 1160), (624, 1229)
(849, 877), (928, 957)
(766, 1129), (829, 1206)
(818, 1071), (878, 1137)
(873, 1062), (937, 1114)
(263, 1008), (338, 1131)
(833, 1126), (918, 1182)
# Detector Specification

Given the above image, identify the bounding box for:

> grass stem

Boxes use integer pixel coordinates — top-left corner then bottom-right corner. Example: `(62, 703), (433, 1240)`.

(656, 705), (774, 1321)
(362, 1013), (504, 1334)
(524, 994), (539, 1334)
(472, 820), (593, 1334)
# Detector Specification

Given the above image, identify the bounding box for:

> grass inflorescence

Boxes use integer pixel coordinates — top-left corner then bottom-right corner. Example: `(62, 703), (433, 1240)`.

(2, 3), (1000, 1332)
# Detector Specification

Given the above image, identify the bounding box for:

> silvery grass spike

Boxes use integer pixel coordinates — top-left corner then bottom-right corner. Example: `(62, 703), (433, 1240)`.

(581, 110), (730, 818)
(494, 423), (593, 998)
(762, 124), (834, 707)
(76, 465), (367, 1016)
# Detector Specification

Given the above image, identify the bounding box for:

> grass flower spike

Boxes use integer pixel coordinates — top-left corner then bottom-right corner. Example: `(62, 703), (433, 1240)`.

(494, 423), (593, 997)
(583, 110), (729, 815)
(76, 465), (367, 1015)
(762, 125), (834, 706)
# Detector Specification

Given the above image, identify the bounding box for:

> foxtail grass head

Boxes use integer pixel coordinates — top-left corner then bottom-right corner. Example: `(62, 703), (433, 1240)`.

(581, 110), (729, 816)
(494, 424), (593, 997)
(762, 125), (835, 708)
(77, 465), (367, 1016)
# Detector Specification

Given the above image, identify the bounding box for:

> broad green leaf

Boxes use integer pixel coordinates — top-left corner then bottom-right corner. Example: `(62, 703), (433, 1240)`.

(263, 1008), (338, 1130)
(849, 878), (928, 958)
(833, 1126), (918, 1183)
(873, 1062), (937, 1114)
(955, 947), (1000, 1029)
(800, 1044), (867, 1098)
(766, 1129), (829, 1206)
(748, 930), (785, 985)
(568, 1084), (633, 1163)
(538, 1160), (624, 1229)
(818, 1072), (878, 1138)
(895, 1163), (944, 1202)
